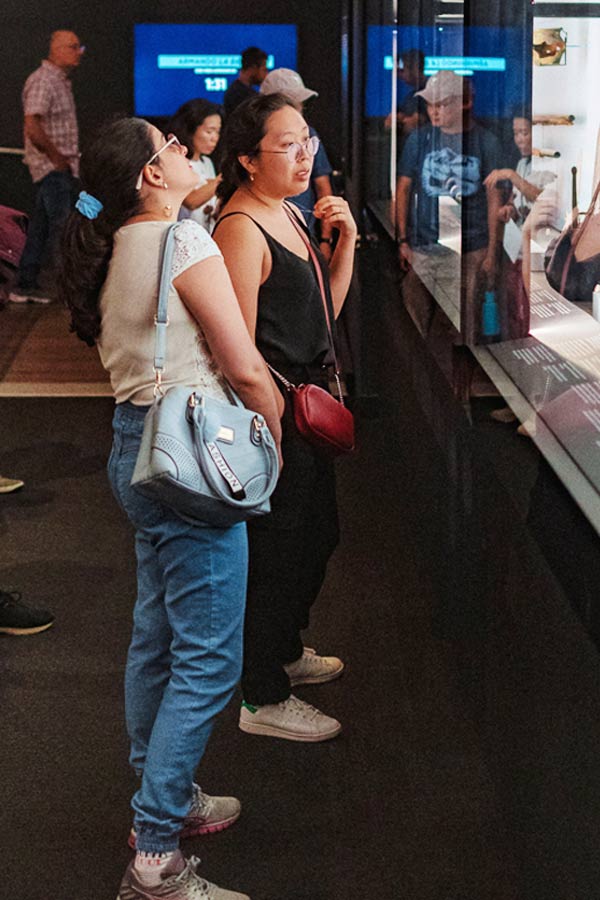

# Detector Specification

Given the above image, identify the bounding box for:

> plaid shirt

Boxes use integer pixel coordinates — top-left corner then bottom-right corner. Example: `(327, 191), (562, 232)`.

(22, 60), (79, 182)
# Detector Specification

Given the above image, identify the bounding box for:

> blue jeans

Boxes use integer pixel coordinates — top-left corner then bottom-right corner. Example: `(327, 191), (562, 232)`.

(107, 401), (248, 853)
(18, 170), (78, 290)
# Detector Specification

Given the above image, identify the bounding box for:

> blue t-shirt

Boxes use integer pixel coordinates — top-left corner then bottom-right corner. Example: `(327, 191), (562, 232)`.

(288, 126), (333, 235)
(399, 123), (500, 253)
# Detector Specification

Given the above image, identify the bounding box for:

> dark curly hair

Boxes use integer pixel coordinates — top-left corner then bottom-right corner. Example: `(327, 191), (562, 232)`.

(216, 93), (297, 206)
(166, 99), (222, 159)
(56, 117), (155, 346)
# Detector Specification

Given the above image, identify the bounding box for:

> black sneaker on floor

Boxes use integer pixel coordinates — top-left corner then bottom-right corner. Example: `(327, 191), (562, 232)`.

(0, 591), (55, 635)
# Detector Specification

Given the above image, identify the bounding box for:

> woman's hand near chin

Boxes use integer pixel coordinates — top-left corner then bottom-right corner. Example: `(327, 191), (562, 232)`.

(313, 196), (357, 240)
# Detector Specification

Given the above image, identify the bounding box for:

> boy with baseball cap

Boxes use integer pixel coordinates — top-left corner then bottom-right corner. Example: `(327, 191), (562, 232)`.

(396, 70), (501, 344)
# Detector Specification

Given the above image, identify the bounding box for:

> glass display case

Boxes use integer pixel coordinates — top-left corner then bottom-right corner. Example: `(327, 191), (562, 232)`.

(360, 0), (600, 529)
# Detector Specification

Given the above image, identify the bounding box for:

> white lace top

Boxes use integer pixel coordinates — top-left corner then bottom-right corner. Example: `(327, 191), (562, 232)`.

(98, 219), (230, 405)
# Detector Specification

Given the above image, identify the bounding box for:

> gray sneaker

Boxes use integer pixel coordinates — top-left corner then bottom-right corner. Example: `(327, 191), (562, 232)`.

(116, 852), (250, 900)
(284, 647), (345, 686)
(239, 695), (342, 742)
(128, 784), (241, 848)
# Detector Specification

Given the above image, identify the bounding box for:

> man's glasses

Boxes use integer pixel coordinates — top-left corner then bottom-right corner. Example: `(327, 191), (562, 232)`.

(135, 134), (186, 190)
(259, 135), (320, 164)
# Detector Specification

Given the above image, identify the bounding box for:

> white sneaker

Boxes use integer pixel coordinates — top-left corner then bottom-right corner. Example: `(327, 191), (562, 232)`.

(128, 784), (241, 848)
(8, 288), (52, 304)
(0, 477), (24, 494)
(284, 647), (344, 686)
(239, 695), (342, 742)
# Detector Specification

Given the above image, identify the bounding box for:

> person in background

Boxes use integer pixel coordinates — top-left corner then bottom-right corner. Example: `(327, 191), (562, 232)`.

(214, 93), (356, 743)
(385, 48), (429, 153)
(168, 99), (223, 233)
(484, 113), (556, 227)
(58, 117), (282, 900)
(485, 112), (557, 418)
(223, 47), (268, 118)
(396, 70), (500, 344)
(0, 590), (54, 635)
(9, 30), (84, 305)
(260, 68), (335, 259)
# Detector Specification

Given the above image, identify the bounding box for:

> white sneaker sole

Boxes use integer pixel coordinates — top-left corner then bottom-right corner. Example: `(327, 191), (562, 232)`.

(0, 481), (24, 494)
(288, 661), (345, 686)
(239, 717), (342, 742)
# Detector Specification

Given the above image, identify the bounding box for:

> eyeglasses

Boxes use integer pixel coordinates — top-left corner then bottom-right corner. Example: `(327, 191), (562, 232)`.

(135, 134), (186, 190)
(259, 135), (320, 164)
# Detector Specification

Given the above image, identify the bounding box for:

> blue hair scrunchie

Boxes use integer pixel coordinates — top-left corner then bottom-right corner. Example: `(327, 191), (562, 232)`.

(75, 190), (103, 220)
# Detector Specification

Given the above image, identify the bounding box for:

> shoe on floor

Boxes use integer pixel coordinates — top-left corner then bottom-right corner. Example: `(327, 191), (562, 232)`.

(117, 851), (250, 900)
(128, 784), (241, 848)
(8, 288), (52, 304)
(284, 646), (344, 686)
(489, 406), (517, 424)
(239, 695), (341, 742)
(0, 476), (24, 493)
(0, 591), (54, 636)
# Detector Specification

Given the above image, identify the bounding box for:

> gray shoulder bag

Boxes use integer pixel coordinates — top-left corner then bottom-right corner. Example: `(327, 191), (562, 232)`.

(131, 224), (279, 527)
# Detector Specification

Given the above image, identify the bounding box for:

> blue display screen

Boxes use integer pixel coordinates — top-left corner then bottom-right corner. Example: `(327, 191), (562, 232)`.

(366, 25), (529, 118)
(134, 24), (298, 117)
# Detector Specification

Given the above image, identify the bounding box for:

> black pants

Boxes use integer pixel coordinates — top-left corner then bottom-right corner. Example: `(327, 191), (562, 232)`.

(242, 398), (339, 705)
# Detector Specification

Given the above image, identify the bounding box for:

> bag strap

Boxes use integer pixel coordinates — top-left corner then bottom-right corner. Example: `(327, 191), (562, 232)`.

(571, 176), (600, 251)
(152, 224), (179, 395)
(282, 203), (345, 404)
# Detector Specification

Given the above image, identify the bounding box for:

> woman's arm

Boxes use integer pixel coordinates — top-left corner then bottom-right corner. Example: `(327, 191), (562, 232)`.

(313, 196), (357, 317)
(484, 168), (542, 204)
(182, 176), (222, 211)
(174, 254), (282, 451)
(213, 216), (285, 418)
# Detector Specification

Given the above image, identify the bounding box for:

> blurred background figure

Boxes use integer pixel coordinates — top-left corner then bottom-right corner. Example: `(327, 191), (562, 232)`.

(260, 68), (335, 257)
(385, 49), (429, 155)
(9, 30), (84, 305)
(168, 99), (223, 233)
(223, 46), (268, 117)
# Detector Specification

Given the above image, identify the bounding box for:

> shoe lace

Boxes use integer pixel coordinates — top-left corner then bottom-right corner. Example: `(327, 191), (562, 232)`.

(172, 856), (211, 897)
(189, 784), (211, 819)
(284, 695), (321, 721)
(0, 591), (22, 609)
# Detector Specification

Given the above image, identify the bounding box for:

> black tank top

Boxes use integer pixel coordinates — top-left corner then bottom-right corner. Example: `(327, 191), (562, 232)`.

(214, 211), (335, 380)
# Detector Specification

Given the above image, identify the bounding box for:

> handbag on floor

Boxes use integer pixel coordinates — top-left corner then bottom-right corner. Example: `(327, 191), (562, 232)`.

(131, 224), (279, 527)
(268, 208), (354, 458)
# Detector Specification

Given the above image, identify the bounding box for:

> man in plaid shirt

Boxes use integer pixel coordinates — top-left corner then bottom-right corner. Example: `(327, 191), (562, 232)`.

(9, 30), (84, 304)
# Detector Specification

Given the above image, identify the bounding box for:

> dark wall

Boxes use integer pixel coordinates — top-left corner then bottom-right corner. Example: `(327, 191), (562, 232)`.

(1, 0), (343, 212)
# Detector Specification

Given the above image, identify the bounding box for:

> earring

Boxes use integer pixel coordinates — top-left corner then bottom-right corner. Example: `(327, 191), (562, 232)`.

(250, 173), (255, 182)
(163, 182), (169, 189)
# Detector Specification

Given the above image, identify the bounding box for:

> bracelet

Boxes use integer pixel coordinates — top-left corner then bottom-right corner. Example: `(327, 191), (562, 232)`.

(319, 238), (333, 246)
(398, 237), (410, 245)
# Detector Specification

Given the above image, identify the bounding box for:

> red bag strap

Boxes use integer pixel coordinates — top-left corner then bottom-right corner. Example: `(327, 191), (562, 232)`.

(283, 203), (342, 383)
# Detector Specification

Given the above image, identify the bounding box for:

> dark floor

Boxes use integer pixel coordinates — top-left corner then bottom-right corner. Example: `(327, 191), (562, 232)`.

(3, 335), (600, 899)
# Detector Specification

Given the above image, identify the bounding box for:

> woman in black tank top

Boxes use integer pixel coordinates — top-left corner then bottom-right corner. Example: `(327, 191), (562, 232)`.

(213, 93), (357, 743)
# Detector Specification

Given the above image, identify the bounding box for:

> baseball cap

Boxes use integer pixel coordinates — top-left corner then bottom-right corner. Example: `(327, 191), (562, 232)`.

(259, 68), (318, 103)
(415, 71), (464, 103)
